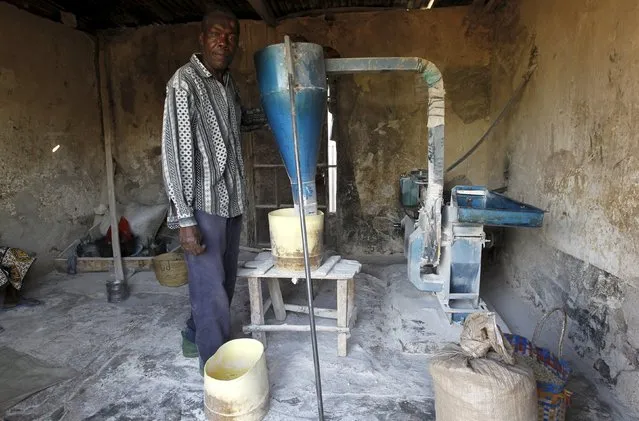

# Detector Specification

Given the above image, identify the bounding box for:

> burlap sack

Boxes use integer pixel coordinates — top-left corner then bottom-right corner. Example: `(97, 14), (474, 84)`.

(429, 313), (537, 421)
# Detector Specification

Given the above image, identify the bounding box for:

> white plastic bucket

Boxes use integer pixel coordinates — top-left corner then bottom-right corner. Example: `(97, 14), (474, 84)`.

(204, 339), (270, 420)
(268, 208), (324, 271)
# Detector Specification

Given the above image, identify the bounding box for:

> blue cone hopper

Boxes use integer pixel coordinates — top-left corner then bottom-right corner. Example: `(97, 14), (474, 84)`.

(254, 42), (327, 215)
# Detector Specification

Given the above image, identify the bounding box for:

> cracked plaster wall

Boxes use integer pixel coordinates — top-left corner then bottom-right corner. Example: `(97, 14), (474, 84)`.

(0, 3), (103, 275)
(487, 0), (639, 417)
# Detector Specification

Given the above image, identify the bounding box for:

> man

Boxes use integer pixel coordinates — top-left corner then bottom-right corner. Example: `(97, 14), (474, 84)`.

(161, 5), (267, 371)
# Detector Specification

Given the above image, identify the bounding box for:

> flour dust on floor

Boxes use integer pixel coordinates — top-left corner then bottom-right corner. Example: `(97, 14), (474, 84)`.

(1, 262), (458, 420)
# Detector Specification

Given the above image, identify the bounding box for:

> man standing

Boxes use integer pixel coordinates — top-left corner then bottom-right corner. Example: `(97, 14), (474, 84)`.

(161, 5), (267, 371)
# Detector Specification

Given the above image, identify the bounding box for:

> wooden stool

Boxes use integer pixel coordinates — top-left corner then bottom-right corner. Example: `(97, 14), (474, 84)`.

(237, 253), (361, 357)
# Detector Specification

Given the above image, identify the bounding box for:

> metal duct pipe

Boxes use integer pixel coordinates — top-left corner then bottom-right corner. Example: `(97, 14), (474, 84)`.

(325, 58), (445, 266)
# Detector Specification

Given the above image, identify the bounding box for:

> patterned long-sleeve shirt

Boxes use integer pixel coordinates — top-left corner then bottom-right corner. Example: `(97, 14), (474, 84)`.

(161, 53), (267, 229)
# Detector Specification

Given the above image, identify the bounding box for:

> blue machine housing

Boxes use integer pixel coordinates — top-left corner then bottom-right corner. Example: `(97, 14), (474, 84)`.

(404, 185), (546, 322)
(453, 185), (545, 228)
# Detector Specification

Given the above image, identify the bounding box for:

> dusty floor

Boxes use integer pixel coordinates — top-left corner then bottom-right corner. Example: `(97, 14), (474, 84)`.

(0, 259), (616, 420)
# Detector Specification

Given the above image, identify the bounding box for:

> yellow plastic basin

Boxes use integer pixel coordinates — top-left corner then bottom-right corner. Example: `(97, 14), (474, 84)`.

(204, 339), (270, 420)
(268, 208), (324, 271)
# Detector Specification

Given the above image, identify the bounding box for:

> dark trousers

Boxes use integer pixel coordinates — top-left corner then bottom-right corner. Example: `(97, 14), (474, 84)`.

(183, 210), (242, 368)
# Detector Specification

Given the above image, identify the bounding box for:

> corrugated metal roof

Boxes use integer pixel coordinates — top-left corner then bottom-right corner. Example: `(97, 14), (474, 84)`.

(4, 0), (474, 32)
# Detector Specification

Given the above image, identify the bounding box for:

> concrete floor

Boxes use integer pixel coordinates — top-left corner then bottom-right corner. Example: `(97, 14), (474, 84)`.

(0, 259), (615, 420)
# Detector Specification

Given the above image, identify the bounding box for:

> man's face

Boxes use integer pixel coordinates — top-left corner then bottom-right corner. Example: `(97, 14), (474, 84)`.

(199, 14), (239, 73)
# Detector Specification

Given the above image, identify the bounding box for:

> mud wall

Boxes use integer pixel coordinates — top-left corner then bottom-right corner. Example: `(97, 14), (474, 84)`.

(105, 7), (493, 254)
(0, 3), (103, 275)
(487, 0), (639, 417)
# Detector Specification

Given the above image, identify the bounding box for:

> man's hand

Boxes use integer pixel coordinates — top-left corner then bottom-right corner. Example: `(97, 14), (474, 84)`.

(180, 226), (206, 256)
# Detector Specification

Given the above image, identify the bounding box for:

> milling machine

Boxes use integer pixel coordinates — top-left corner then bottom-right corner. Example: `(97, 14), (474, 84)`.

(255, 39), (546, 326)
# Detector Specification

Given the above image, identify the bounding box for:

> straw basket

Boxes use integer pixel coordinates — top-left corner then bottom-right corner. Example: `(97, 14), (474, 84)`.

(504, 308), (572, 421)
(152, 252), (188, 287)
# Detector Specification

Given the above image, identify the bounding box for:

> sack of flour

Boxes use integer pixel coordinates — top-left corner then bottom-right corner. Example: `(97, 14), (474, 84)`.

(429, 313), (537, 421)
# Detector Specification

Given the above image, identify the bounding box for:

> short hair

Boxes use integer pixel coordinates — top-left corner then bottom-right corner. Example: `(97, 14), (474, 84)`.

(202, 3), (239, 33)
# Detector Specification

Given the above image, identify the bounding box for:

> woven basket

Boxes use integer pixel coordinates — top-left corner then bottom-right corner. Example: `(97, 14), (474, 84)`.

(505, 308), (572, 421)
(152, 252), (188, 287)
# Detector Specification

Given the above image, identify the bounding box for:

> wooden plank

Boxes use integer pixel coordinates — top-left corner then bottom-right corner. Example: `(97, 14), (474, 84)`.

(284, 304), (337, 320)
(54, 256), (154, 273)
(242, 257), (274, 275)
(243, 324), (350, 334)
(247, 277), (266, 346)
(337, 279), (349, 356)
(240, 245), (265, 253)
(255, 251), (272, 261)
(332, 260), (362, 274)
(246, 0), (277, 26)
(97, 35), (124, 283)
(314, 255), (340, 277)
(255, 259), (274, 275)
(264, 297), (272, 315)
(267, 278), (286, 321)
(237, 256), (360, 280)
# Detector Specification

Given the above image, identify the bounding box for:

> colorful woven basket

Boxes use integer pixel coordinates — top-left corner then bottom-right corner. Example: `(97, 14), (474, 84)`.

(504, 308), (572, 421)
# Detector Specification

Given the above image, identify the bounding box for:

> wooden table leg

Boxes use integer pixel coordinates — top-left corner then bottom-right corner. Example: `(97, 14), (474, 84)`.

(248, 277), (266, 347)
(337, 279), (348, 356)
(267, 278), (287, 322)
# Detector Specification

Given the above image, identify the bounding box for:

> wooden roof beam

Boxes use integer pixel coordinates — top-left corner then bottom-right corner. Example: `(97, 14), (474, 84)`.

(247, 0), (277, 26)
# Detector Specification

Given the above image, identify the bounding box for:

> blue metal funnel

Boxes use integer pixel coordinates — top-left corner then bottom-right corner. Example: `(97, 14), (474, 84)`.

(254, 42), (327, 214)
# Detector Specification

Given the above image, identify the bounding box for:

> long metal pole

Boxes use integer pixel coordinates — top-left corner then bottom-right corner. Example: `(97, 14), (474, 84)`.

(283, 35), (325, 420)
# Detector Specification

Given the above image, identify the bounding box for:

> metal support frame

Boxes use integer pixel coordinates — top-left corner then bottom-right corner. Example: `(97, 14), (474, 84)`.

(436, 202), (485, 323)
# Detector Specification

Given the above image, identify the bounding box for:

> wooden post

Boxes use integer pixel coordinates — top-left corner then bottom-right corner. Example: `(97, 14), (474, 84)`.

(248, 277), (266, 346)
(244, 133), (258, 248)
(283, 304), (337, 320)
(267, 278), (287, 321)
(97, 35), (124, 283)
(336, 279), (348, 356)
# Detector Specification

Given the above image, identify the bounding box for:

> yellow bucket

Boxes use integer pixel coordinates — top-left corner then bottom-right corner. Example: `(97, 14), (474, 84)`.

(204, 339), (270, 420)
(268, 208), (324, 271)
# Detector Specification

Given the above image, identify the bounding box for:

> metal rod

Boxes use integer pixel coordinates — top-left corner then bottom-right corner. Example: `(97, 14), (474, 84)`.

(243, 324), (349, 333)
(284, 35), (325, 420)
